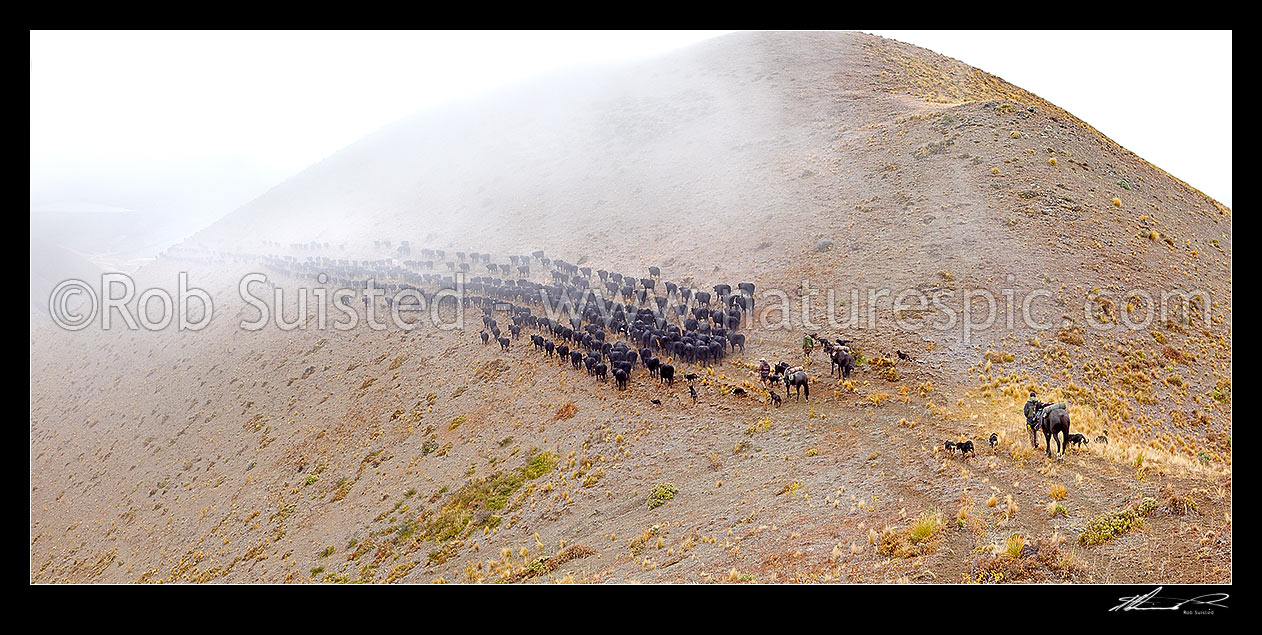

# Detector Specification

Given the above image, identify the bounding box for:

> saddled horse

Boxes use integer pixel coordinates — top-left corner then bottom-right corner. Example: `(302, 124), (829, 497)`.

(786, 369), (809, 401)
(830, 349), (854, 379)
(1027, 403), (1071, 458)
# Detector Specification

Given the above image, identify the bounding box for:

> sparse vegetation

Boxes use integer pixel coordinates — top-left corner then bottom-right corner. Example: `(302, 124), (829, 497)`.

(876, 511), (943, 558)
(420, 451), (557, 543)
(1079, 497), (1158, 546)
(647, 483), (679, 509)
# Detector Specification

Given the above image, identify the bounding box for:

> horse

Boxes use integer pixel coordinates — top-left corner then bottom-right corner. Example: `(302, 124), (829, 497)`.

(830, 350), (854, 379)
(787, 369), (809, 401)
(1027, 404), (1071, 458)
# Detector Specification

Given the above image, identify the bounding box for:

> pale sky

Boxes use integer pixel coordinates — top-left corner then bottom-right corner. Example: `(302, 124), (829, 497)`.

(29, 29), (1232, 230)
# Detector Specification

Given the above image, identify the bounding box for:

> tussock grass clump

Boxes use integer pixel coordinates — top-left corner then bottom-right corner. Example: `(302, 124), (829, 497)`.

(554, 401), (578, 420)
(746, 417), (773, 435)
(1079, 497), (1158, 546)
(1049, 483), (1068, 500)
(776, 481), (804, 497)
(331, 478), (352, 502)
(1003, 533), (1026, 559)
(1056, 327), (1085, 346)
(967, 534), (1078, 583)
(628, 525), (661, 555)
(502, 544), (597, 583)
(1161, 487), (1199, 515)
(876, 511), (944, 558)
(983, 350), (1014, 364)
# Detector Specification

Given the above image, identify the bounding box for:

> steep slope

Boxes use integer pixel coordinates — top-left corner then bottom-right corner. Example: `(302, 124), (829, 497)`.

(31, 31), (1231, 584)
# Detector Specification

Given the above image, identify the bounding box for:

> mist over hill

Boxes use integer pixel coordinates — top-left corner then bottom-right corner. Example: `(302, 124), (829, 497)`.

(30, 31), (1231, 585)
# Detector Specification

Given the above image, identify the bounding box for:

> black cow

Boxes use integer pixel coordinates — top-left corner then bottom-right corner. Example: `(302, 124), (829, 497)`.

(646, 356), (660, 377)
(659, 364), (675, 386)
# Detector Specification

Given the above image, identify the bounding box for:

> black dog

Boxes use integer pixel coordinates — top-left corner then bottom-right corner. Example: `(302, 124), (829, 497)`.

(944, 441), (956, 454)
(768, 391), (782, 407)
(1094, 434), (1109, 445)
(1066, 433), (1089, 448)
(956, 440), (975, 456)
(689, 385), (698, 404)
(988, 433), (998, 451)
(732, 387), (746, 396)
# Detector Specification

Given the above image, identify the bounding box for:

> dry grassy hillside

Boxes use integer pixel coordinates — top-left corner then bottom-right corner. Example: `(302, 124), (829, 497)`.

(31, 31), (1230, 583)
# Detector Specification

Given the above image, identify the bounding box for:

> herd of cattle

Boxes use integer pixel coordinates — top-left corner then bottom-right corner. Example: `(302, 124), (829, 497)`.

(468, 259), (764, 400)
(163, 241), (824, 405)
(159, 240), (1109, 461)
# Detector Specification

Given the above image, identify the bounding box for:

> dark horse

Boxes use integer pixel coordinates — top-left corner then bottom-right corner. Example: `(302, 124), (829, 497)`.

(786, 369), (809, 401)
(1027, 403), (1071, 458)
(830, 350), (854, 379)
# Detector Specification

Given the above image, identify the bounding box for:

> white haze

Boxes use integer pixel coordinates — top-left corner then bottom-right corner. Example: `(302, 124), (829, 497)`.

(30, 29), (1231, 269)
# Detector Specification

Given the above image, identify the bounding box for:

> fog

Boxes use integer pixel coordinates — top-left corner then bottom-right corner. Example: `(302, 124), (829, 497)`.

(30, 30), (1232, 315)
(29, 30), (727, 313)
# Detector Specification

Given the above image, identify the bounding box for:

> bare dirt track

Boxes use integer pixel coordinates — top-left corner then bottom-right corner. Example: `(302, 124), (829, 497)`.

(31, 31), (1230, 583)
